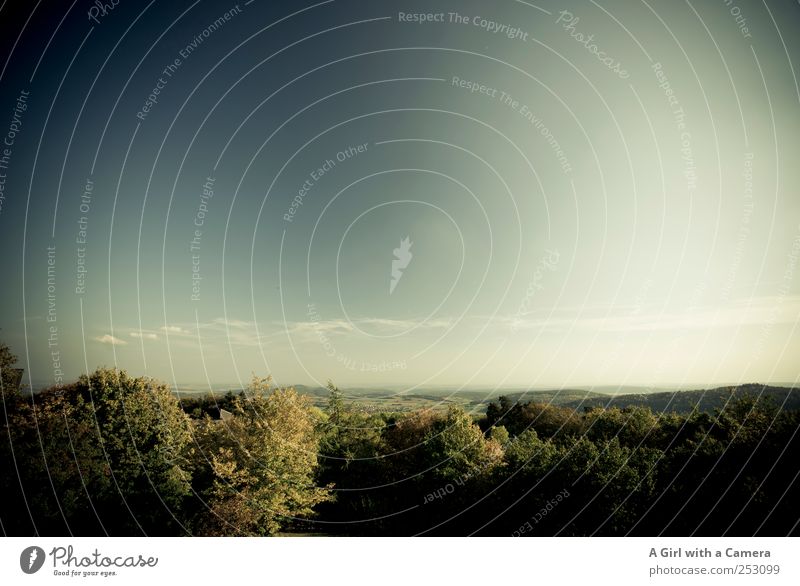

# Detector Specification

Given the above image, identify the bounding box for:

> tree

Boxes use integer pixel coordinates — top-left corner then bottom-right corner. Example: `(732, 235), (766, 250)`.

(1, 366), (194, 535)
(313, 381), (387, 529)
(583, 406), (660, 447)
(325, 380), (345, 425)
(488, 425), (510, 446)
(483, 396), (581, 438)
(504, 428), (559, 475)
(426, 406), (503, 483)
(191, 376), (332, 536)
(0, 339), (20, 392)
(76, 368), (194, 534)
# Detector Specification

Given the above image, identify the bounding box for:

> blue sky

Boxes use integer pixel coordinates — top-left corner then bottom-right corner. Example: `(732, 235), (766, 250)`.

(0, 0), (798, 391)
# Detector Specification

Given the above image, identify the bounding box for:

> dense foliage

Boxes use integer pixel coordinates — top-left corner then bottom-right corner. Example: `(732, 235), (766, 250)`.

(1, 342), (798, 536)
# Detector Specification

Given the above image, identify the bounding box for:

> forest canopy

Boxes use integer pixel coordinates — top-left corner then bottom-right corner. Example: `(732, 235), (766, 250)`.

(1, 341), (797, 536)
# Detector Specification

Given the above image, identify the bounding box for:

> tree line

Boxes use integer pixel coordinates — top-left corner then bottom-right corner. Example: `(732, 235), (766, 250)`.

(1, 342), (797, 536)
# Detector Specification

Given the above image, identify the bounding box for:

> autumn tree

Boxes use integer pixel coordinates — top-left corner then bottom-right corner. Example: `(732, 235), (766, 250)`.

(191, 376), (332, 536)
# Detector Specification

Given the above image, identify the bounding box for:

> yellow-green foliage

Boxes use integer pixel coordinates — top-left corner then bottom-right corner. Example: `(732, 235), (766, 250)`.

(191, 376), (332, 536)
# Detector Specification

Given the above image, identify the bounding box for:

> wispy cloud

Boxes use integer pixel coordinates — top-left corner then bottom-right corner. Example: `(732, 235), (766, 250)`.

(130, 331), (158, 340)
(284, 319), (354, 335)
(212, 317), (253, 329)
(96, 334), (127, 346)
(505, 295), (800, 334)
(144, 316), (455, 349)
(360, 317), (452, 329)
(283, 316), (452, 338)
(130, 297), (798, 353)
(161, 325), (190, 335)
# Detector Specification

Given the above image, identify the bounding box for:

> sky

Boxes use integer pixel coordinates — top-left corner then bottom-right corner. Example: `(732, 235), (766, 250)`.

(0, 0), (798, 391)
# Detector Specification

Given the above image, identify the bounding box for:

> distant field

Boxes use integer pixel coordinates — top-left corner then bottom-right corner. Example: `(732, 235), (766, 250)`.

(171, 384), (800, 414)
(173, 385), (609, 413)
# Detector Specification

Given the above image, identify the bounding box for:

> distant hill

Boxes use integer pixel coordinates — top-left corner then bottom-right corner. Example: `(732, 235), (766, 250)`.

(560, 384), (800, 413)
(467, 389), (606, 411)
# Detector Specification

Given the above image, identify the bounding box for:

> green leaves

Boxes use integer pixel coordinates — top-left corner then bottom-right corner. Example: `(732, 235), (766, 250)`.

(190, 378), (332, 536)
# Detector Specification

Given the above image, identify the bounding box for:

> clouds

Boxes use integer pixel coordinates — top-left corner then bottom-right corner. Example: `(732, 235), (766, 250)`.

(212, 317), (252, 329)
(161, 325), (190, 335)
(104, 316), (454, 352)
(100, 297), (798, 355)
(96, 334), (127, 346)
(130, 331), (158, 340)
(284, 316), (452, 337)
(504, 295), (800, 335)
